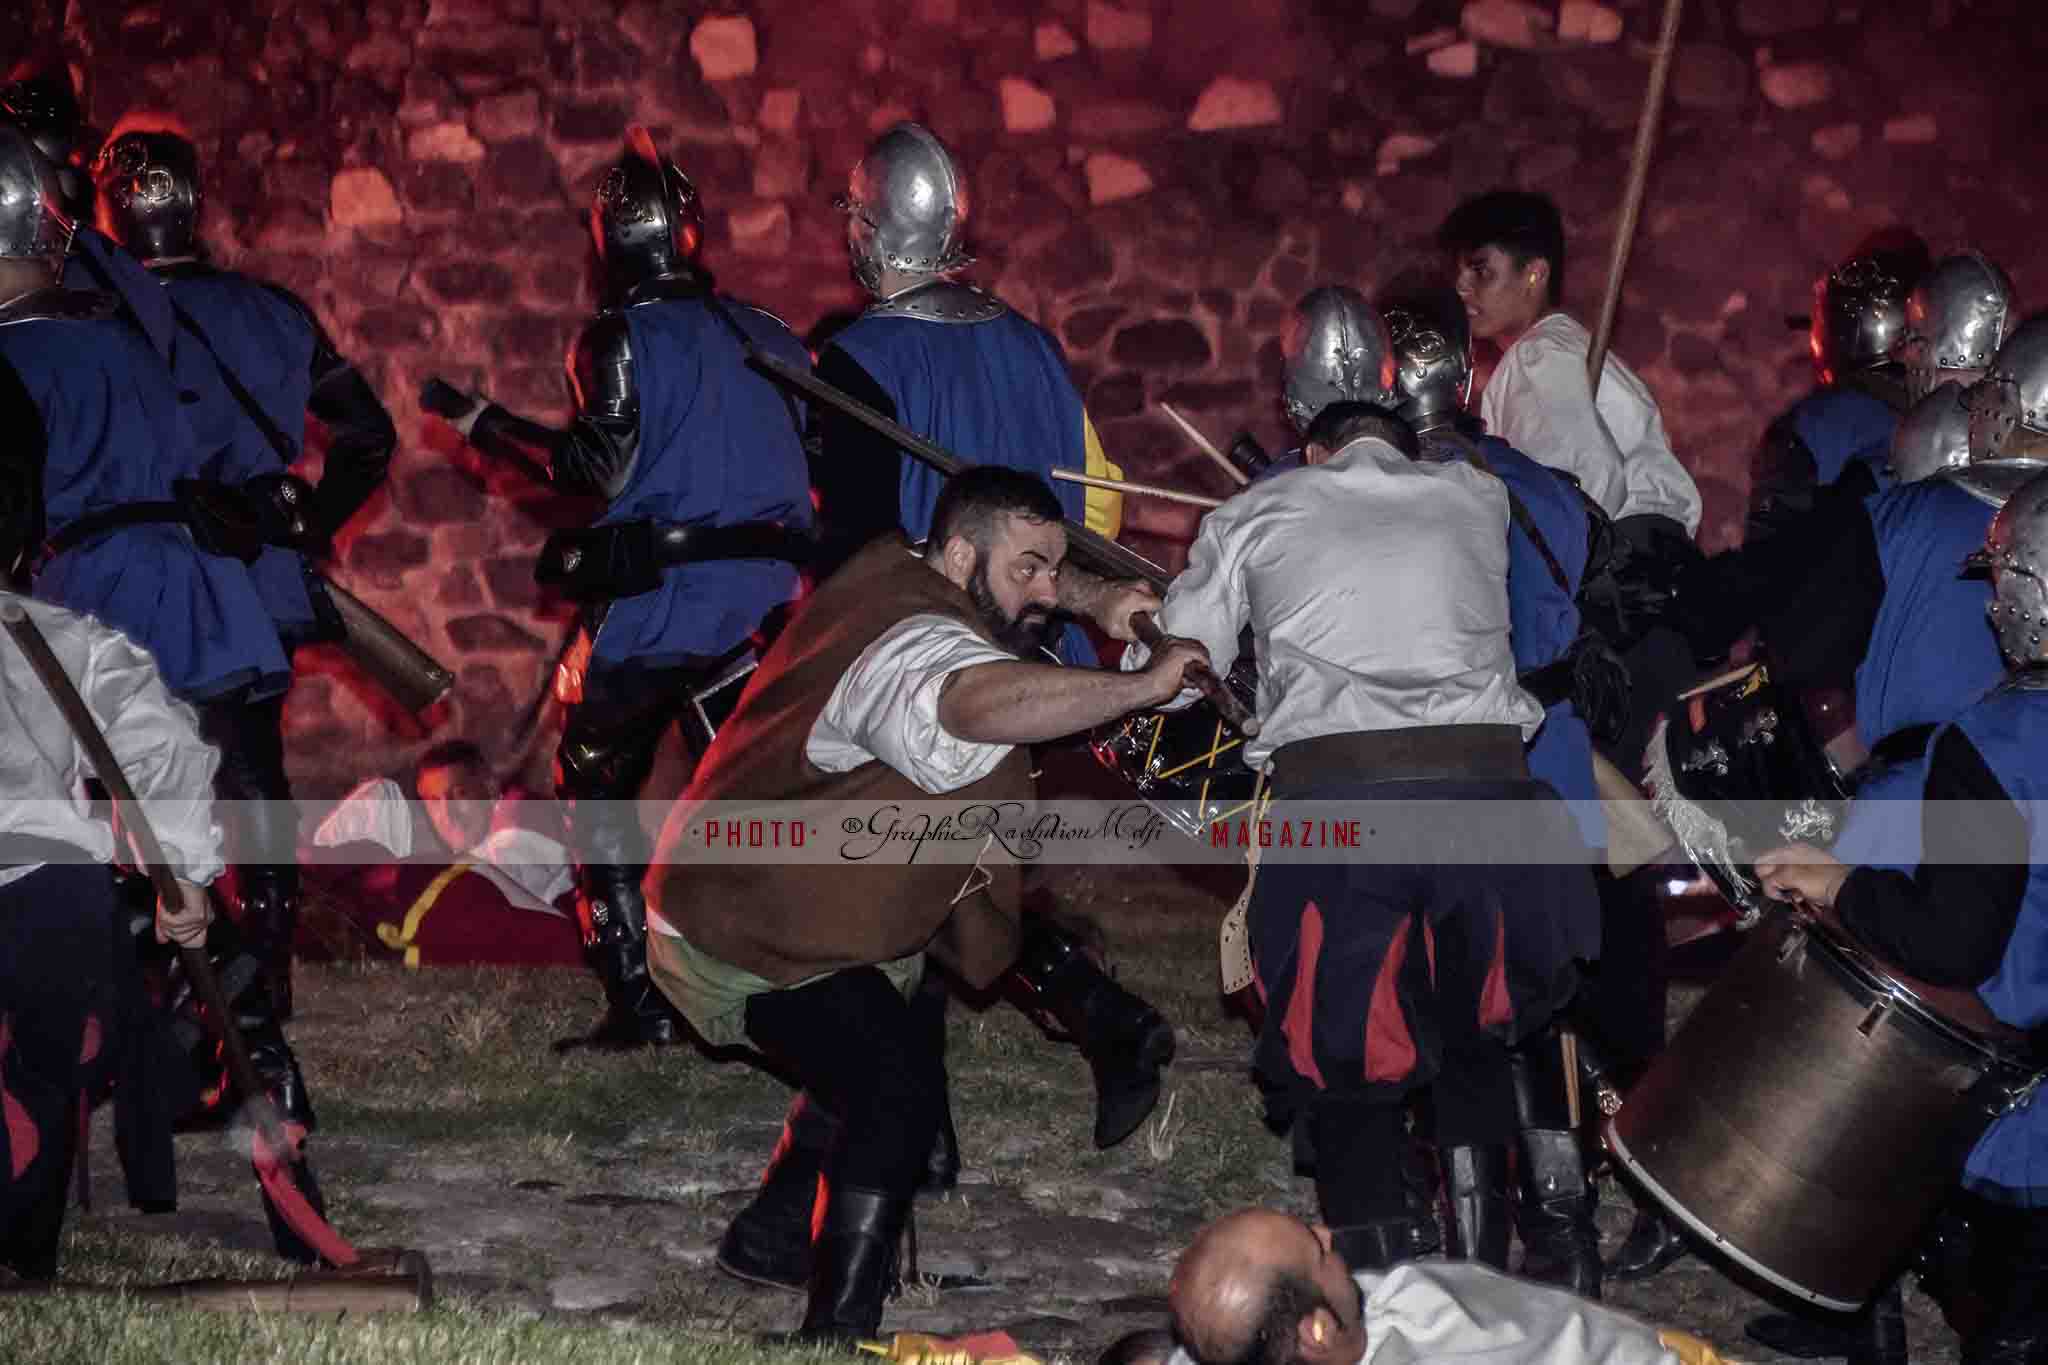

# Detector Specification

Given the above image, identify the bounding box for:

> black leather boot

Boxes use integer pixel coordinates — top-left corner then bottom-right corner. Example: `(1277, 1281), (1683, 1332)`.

(1439, 1144), (1512, 1270)
(718, 1093), (841, 1292)
(164, 913), (317, 1134)
(788, 1185), (908, 1347)
(1329, 1220), (1425, 1273)
(911, 972), (961, 1193)
(572, 869), (685, 1050)
(1607, 1203), (1690, 1281)
(1746, 1280), (1909, 1365)
(1510, 1030), (1601, 1298)
(1007, 912), (1175, 1149)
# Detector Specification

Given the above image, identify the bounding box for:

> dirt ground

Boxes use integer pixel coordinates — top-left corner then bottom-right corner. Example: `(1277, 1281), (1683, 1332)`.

(56, 845), (1966, 1364)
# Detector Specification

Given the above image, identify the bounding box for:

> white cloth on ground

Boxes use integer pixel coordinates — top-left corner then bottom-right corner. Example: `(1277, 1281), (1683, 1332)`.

(312, 777), (575, 915)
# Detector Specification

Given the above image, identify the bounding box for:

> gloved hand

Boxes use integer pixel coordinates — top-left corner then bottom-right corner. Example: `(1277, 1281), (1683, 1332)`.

(420, 376), (489, 439)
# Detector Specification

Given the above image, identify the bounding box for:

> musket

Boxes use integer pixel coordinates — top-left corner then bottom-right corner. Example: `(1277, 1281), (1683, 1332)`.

(1586, 0), (1685, 396)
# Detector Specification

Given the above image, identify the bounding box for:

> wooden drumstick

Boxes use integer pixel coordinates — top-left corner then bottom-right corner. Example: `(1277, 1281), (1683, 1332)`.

(1130, 611), (1260, 737)
(1159, 403), (1251, 488)
(1051, 467), (1223, 510)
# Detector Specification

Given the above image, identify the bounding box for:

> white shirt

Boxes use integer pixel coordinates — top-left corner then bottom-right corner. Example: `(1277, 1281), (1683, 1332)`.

(1123, 436), (1543, 769)
(0, 592), (224, 889)
(805, 613), (1019, 794)
(1481, 312), (1702, 535)
(1173, 1263), (1713, 1365)
(312, 777), (576, 914)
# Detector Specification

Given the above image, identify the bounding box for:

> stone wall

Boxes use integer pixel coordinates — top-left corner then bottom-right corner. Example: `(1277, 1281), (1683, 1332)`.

(11, 0), (2048, 792)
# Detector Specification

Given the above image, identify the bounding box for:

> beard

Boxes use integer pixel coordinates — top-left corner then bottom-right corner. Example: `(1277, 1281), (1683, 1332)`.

(968, 559), (1056, 657)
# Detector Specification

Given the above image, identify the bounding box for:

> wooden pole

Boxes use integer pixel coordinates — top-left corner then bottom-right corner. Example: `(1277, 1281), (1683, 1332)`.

(1586, 0), (1686, 396)
(1051, 468), (1223, 510)
(1158, 403), (1250, 488)
(1130, 611), (1260, 737)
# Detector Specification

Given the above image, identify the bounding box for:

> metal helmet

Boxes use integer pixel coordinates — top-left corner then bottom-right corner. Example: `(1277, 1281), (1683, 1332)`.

(1811, 252), (1919, 386)
(1967, 468), (2048, 667)
(1898, 251), (2016, 402)
(1281, 286), (1397, 435)
(1889, 382), (1975, 486)
(589, 126), (704, 297)
(1961, 314), (2048, 505)
(840, 122), (970, 296)
(92, 130), (202, 263)
(1378, 284), (1473, 433)
(0, 124), (74, 263)
(0, 67), (88, 222)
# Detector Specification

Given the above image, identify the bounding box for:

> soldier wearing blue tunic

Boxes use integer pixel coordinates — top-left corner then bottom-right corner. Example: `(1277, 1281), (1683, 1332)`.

(0, 124), (335, 1263)
(85, 128), (398, 1017)
(430, 130), (814, 1049)
(1750, 469), (2048, 1365)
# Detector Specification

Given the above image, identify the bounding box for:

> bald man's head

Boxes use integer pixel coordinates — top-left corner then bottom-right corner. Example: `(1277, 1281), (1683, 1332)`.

(1168, 1211), (1365, 1365)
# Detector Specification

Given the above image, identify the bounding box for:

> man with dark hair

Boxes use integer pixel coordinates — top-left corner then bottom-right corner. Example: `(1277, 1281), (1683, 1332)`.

(1438, 189), (1700, 539)
(1167, 1210), (1724, 1365)
(1125, 399), (1599, 1270)
(647, 466), (1202, 1345)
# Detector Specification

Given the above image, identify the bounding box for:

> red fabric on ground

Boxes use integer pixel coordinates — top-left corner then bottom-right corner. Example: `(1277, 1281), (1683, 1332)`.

(303, 854), (585, 967)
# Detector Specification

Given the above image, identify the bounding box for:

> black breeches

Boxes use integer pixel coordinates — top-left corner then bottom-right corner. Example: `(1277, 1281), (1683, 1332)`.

(557, 656), (721, 874)
(743, 967), (945, 1201)
(1572, 866), (1670, 1087)
(0, 863), (125, 1275)
(195, 691), (299, 887)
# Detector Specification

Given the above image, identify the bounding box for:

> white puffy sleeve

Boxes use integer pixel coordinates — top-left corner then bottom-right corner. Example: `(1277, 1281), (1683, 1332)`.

(83, 625), (226, 885)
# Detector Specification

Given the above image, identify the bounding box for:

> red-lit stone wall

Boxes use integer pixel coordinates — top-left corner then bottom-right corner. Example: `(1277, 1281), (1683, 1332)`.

(11, 0), (2048, 790)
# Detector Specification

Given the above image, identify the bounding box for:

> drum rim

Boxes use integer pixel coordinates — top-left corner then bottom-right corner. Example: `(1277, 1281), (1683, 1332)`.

(1774, 913), (2041, 1076)
(1606, 1120), (1864, 1313)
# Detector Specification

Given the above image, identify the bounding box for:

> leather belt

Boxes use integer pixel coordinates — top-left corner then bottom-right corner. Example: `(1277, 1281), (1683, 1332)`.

(1272, 724), (1529, 793)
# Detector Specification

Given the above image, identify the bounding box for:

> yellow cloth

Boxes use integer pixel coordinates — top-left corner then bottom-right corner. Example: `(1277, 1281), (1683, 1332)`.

(1082, 412), (1124, 538)
(376, 862), (475, 968)
(1655, 1330), (1731, 1365)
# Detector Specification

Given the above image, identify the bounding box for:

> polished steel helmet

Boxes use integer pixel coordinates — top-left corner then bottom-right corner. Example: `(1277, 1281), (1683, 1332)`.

(840, 122), (970, 296)
(1962, 314), (2048, 507)
(1379, 284), (1472, 433)
(1281, 285), (1397, 434)
(0, 124), (74, 262)
(1967, 468), (2048, 667)
(1888, 382), (1974, 485)
(92, 129), (202, 264)
(1812, 253), (1918, 385)
(0, 68), (89, 223)
(1898, 251), (2015, 403)
(589, 126), (704, 297)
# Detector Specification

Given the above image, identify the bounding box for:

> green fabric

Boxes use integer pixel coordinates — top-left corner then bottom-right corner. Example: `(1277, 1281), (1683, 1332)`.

(647, 927), (925, 1050)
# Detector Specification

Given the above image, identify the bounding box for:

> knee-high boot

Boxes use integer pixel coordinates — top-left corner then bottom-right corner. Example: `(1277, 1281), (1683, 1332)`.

(1006, 911), (1175, 1149)
(791, 1185), (910, 1346)
(1510, 1027), (1602, 1298)
(719, 1092), (842, 1292)
(575, 866), (684, 1049)
(1438, 1143), (1512, 1270)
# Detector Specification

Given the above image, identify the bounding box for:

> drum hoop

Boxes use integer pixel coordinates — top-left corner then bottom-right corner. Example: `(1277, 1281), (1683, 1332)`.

(1606, 1120), (1863, 1313)
(1786, 917), (2041, 1079)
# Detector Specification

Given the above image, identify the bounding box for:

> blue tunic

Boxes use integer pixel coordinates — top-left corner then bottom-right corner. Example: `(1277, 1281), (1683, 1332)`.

(161, 271), (322, 638)
(1475, 436), (1604, 853)
(590, 298), (813, 669)
(4, 307), (289, 700)
(1947, 683), (2048, 1205)
(1856, 478), (2003, 747)
(1784, 387), (1900, 491)
(832, 308), (1097, 665)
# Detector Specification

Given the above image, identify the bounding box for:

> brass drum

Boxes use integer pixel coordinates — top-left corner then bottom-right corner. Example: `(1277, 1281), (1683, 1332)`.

(1609, 912), (2042, 1309)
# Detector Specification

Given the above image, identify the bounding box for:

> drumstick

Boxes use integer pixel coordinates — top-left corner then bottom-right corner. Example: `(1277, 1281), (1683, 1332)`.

(1130, 611), (1260, 737)
(1051, 468), (1223, 510)
(1159, 403), (1251, 488)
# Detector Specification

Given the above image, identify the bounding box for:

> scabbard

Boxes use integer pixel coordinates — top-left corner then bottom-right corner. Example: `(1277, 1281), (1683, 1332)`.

(314, 574), (455, 713)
